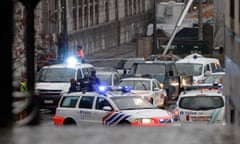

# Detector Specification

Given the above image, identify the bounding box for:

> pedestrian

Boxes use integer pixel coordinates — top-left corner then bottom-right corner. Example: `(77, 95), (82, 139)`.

(89, 70), (101, 91)
(79, 73), (91, 92)
(68, 78), (80, 93)
(77, 45), (85, 63)
(19, 78), (27, 92)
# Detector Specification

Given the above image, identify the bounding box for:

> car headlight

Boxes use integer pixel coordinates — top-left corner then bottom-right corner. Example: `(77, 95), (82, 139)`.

(159, 83), (164, 89)
(135, 118), (153, 124)
(170, 80), (179, 86)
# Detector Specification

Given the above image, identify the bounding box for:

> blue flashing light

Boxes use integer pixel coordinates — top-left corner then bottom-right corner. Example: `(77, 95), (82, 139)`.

(98, 86), (107, 92)
(118, 86), (132, 93)
(96, 85), (108, 95)
(193, 54), (198, 59)
(96, 85), (132, 96)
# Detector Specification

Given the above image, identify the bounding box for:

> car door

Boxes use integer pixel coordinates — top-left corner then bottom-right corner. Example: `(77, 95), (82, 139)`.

(76, 95), (96, 125)
(92, 96), (114, 124)
(152, 80), (165, 107)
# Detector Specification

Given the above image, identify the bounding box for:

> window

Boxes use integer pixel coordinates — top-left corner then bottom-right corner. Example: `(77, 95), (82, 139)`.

(78, 0), (83, 28)
(84, 0), (88, 27)
(95, 97), (112, 110)
(204, 64), (210, 74)
(105, 2), (109, 22)
(125, 0), (128, 17)
(95, 1), (99, 24)
(79, 96), (94, 109)
(90, 0), (93, 25)
(72, 0), (77, 30)
(230, 0), (234, 19)
(60, 96), (79, 108)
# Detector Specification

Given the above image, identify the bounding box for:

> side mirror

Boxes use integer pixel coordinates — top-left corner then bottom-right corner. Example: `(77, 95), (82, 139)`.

(102, 106), (113, 111)
(204, 71), (211, 76)
(153, 87), (160, 91)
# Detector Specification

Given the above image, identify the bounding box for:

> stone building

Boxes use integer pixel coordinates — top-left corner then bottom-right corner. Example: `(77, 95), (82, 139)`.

(13, 0), (153, 75)
(224, 0), (240, 125)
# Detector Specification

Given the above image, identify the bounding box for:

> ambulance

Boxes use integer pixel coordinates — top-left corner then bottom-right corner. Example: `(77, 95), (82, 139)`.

(175, 53), (224, 85)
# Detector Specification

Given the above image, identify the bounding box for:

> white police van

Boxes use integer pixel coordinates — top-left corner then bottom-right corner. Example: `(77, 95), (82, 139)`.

(176, 53), (224, 85)
(35, 57), (95, 113)
(173, 84), (225, 125)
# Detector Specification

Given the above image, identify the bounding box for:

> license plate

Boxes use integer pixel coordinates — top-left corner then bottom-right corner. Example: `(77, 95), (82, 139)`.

(44, 100), (54, 104)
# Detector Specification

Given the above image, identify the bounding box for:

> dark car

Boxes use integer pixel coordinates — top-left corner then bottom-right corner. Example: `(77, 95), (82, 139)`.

(127, 60), (183, 103)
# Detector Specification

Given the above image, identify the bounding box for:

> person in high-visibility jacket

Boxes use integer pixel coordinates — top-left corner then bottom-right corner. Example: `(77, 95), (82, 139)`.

(19, 78), (27, 92)
(77, 45), (85, 63)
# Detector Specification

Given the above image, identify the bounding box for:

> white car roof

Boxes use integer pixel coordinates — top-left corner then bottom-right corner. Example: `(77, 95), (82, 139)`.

(176, 57), (220, 65)
(121, 77), (156, 81)
(41, 63), (94, 69)
(179, 86), (224, 98)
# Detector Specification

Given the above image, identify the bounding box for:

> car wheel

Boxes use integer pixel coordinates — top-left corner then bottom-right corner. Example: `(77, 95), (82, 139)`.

(64, 118), (76, 126)
(118, 121), (130, 127)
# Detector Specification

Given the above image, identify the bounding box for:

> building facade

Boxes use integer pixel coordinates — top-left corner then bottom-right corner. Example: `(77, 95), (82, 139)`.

(13, 0), (152, 76)
(224, 0), (240, 125)
(38, 0), (152, 60)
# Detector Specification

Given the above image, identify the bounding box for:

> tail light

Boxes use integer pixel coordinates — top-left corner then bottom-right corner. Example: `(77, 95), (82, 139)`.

(173, 109), (179, 121)
(186, 115), (190, 121)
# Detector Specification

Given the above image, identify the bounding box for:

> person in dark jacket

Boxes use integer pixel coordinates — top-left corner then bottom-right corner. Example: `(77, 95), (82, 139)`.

(89, 70), (101, 91)
(68, 78), (80, 93)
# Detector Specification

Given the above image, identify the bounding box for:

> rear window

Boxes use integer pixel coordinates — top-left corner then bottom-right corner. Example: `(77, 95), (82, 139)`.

(130, 63), (166, 75)
(60, 96), (79, 108)
(179, 96), (224, 110)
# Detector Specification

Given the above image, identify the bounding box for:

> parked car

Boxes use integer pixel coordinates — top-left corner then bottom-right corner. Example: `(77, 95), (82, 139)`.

(53, 87), (173, 127)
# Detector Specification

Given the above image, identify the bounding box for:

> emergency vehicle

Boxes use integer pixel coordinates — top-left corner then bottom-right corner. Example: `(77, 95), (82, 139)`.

(175, 54), (224, 85)
(173, 84), (226, 125)
(53, 86), (173, 127)
(35, 56), (95, 113)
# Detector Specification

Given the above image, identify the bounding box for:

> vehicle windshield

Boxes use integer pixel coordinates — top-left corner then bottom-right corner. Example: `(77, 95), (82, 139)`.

(179, 96), (224, 110)
(96, 73), (112, 86)
(131, 63), (166, 75)
(111, 96), (155, 110)
(119, 80), (151, 90)
(36, 68), (75, 82)
(176, 63), (203, 76)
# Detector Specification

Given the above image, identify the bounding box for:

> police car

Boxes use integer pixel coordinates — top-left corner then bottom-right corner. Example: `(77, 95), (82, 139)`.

(172, 84), (226, 125)
(119, 77), (168, 108)
(53, 86), (173, 127)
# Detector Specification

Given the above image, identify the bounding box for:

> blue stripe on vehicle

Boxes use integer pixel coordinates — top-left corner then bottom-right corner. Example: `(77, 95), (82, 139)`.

(105, 112), (130, 126)
(111, 115), (131, 126)
(105, 112), (121, 124)
(106, 113), (125, 125)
